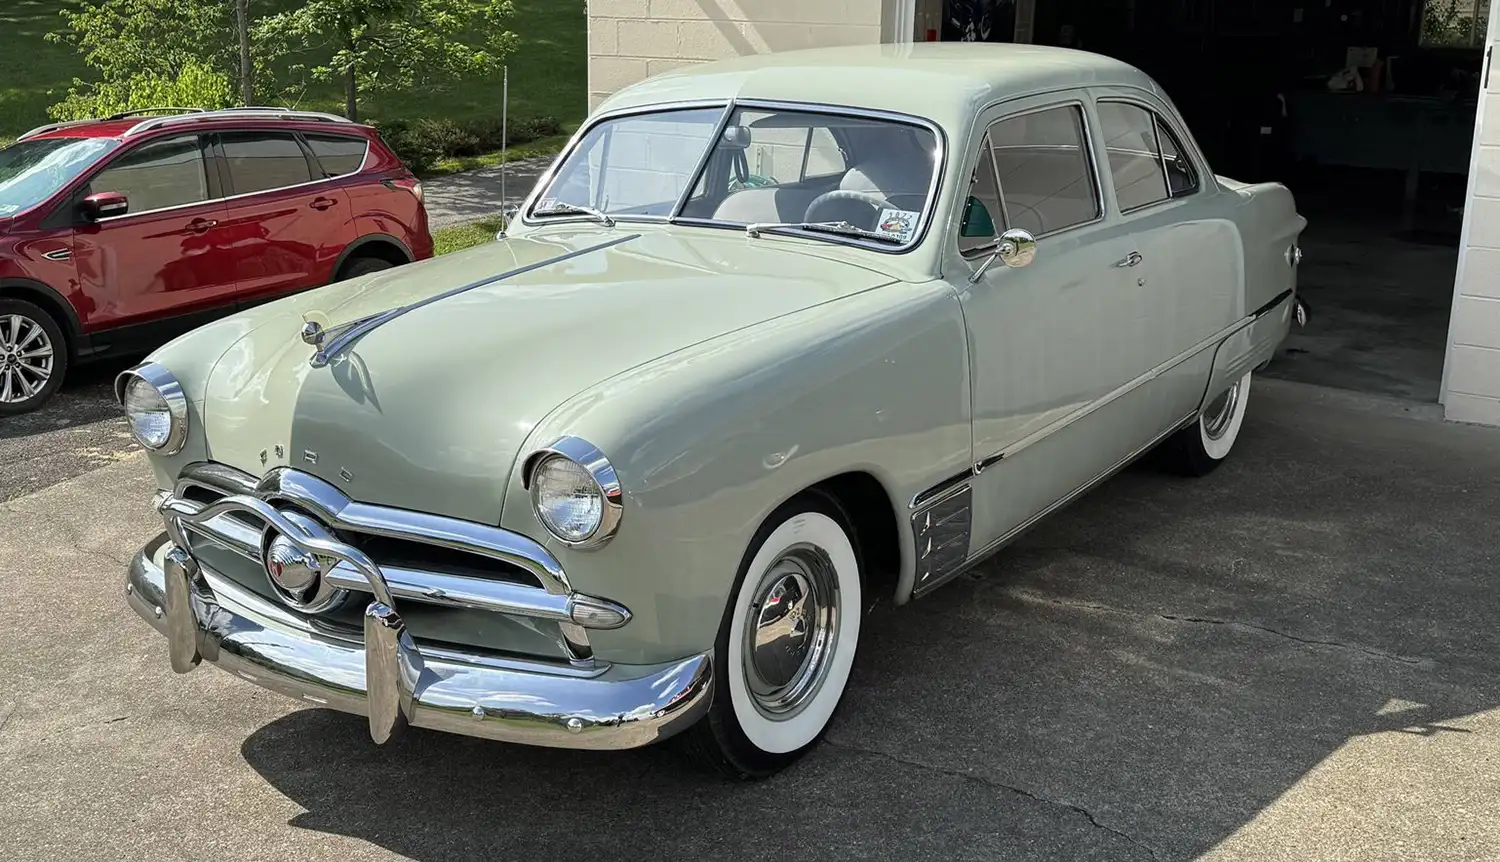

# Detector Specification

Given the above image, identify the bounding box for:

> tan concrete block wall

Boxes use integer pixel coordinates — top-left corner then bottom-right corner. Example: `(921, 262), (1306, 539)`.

(587, 0), (886, 110)
(1445, 12), (1500, 425)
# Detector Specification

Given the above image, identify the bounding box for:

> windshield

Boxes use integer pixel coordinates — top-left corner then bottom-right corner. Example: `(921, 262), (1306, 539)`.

(531, 105), (941, 250)
(0, 137), (118, 217)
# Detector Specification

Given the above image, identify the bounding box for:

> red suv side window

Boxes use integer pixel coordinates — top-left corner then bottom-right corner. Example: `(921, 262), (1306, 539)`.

(219, 132), (314, 194)
(304, 133), (369, 178)
(89, 135), (210, 213)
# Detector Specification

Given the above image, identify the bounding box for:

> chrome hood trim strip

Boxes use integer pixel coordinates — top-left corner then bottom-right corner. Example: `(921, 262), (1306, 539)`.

(310, 233), (642, 368)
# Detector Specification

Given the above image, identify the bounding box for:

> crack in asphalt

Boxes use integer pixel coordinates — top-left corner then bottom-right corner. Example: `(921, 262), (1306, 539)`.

(1012, 591), (1430, 667)
(825, 740), (1164, 861)
(4, 504), (135, 571)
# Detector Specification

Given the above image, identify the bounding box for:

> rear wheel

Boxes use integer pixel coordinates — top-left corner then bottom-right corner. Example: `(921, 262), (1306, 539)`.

(336, 255), (395, 282)
(680, 493), (863, 780)
(1160, 372), (1252, 476)
(0, 298), (67, 417)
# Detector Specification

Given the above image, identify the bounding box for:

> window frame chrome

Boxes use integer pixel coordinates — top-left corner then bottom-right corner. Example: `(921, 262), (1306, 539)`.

(522, 97), (950, 256)
(1094, 96), (1205, 216)
(522, 99), (733, 229)
(979, 97), (1107, 242)
(114, 361), (190, 455)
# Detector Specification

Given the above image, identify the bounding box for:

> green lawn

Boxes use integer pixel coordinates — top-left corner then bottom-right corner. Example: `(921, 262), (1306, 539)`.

(432, 216), (508, 256)
(0, 0), (586, 140)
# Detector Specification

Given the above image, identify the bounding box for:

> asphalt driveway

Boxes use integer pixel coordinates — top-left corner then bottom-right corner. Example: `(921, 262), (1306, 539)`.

(2, 378), (1498, 861)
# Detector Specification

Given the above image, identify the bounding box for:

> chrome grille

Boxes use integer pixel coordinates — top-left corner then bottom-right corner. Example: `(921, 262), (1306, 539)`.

(160, 462), (631, 666)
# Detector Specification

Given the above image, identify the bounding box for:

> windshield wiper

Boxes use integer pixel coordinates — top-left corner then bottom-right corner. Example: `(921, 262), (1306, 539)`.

(532, 201), (615, 226)
(745, 220), (903, 245)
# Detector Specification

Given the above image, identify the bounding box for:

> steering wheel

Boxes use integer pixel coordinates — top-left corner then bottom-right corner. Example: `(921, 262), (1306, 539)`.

(805, 189), (895, 226)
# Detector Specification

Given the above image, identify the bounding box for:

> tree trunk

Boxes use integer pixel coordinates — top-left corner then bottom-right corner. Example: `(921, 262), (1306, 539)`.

(235, 0), (253, 105)
(344, 64), (358, 122)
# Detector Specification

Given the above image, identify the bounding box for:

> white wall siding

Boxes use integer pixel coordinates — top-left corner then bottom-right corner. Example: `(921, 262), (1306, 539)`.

(587, 0), (886, 110)
(1444, 1), (1500, 426)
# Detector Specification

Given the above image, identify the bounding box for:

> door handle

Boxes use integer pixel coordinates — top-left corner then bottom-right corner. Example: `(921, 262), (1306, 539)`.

(188, 218), (218, 233)
(310, 197), (337, 211)
(1114, 251), (1143, 268)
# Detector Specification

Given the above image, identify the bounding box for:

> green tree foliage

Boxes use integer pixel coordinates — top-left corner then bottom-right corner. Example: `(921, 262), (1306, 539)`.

(254, 0), (518, 122)
(1421, 0), (1492, 48)
(44, 0), (242, 119)
(47, 61), (236, 121)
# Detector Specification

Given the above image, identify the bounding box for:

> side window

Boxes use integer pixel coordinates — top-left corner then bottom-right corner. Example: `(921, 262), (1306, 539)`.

(89, 135), (209, 214)
(304, 133), (369, 178)
(957, 134), (1004, 256)
(220, 132), (314, 195)
(988, 105), (1100, 236)
(1097, 102), (1199, 212)
(737, 117), (848, 187)
(804, 127), (847, 179)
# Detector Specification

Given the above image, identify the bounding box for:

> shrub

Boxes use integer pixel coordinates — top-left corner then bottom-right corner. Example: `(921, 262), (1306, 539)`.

(513, 115), (561, 143)
(47, 60), (235, 121)
(370, 118), (441, 175)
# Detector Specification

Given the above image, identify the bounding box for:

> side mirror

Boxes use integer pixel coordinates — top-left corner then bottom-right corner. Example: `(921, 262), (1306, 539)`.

(80, 191), (128, 222)
(969, 228), (1037, 283)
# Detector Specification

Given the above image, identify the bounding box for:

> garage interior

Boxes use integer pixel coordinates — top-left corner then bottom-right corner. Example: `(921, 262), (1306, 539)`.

(931, 0), (1487, 403)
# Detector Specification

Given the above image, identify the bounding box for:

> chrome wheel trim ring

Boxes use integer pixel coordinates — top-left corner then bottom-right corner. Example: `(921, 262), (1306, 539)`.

(1201, 380), (1241, 441)
(0, 313), (55, 404)
(740, 543), (841, 721)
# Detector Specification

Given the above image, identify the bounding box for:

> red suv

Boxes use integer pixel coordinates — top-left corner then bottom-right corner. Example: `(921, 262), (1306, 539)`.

(0, 107), (433, 415)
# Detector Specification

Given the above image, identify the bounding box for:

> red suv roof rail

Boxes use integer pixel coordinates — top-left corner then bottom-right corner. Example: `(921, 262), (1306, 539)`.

(17, 107), (207, 142)
(125, 108), (356, 137)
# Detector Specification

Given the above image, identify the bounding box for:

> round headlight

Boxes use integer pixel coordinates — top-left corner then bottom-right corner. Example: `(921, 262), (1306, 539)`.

(527, 438), (624, 549)
(115, 363), (188, 454)
(531, 455), (604, 543)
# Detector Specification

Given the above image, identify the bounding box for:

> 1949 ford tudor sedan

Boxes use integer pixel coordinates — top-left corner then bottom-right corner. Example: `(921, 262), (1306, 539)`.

(119, 44), (1307, 778)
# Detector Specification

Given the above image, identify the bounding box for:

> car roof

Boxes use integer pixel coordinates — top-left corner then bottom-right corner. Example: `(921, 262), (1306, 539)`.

(597, 43), (1164, 131)
(23, 115), (374, 142)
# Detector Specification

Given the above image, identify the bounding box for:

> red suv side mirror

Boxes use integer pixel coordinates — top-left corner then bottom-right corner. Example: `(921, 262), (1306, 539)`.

(80, 191), (129, 222)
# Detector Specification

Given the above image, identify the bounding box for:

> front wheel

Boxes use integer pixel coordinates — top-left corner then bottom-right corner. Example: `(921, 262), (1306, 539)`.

(680, 493), (863, 779)
(1160, 372), (1252, 476)
(0, 298), (68, 417)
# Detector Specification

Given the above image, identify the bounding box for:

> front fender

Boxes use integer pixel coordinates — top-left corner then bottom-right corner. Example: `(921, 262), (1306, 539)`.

(502, 281), (973, 665)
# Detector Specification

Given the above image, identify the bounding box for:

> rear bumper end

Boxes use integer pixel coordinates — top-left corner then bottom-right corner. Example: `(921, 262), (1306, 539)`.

(126, 534), (713, 750)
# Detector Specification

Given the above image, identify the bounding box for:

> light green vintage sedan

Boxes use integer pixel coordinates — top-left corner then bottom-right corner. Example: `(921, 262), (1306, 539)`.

(119, 44), (1306, 778)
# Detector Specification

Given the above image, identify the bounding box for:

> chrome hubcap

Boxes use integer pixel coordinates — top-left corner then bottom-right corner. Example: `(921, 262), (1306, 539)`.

(743, 544), (840, 719)
(1202, 380), (1241, 441)
(0, 313), (54, 404)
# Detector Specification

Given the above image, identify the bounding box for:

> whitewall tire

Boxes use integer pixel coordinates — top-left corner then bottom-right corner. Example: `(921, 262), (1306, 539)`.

(1162, 372), (1252, 476)
(681, 493), (863, 778)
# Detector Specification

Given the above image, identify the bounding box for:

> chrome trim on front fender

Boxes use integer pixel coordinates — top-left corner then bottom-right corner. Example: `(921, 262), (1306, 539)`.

(127, 540), (712, 750)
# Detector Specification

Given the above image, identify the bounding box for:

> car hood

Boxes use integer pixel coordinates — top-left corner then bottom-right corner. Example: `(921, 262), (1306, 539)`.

(200, 227), (896, 523)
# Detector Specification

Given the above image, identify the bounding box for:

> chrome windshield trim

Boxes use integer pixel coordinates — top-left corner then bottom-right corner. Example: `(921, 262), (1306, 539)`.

(523, 98), (947, 254)
(521, 99), (732, 229)
(309, 234), (640, 368)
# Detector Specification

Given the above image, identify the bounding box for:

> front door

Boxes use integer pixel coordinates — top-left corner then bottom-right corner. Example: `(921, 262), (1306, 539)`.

(948, 95), (1152, 551)
(70, 133), (237, 329)
(213, 130), (355, 302)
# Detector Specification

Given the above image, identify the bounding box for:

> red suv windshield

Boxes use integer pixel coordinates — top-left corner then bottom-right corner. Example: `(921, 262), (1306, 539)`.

(0, 137), (119, 217)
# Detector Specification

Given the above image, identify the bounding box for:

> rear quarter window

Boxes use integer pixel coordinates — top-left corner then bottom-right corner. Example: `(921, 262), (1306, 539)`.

(304, 133), (369, 178)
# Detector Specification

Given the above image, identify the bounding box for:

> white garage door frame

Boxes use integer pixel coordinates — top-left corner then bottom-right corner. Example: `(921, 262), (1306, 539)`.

(1441, 0), (1500, 423)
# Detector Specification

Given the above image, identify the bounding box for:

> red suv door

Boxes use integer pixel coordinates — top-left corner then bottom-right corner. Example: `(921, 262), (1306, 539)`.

(69, 133), (238, 327)
(213, 130), (356, 302)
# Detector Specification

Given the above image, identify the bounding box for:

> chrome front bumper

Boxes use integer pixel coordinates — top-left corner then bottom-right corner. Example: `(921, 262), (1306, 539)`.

(127, 535), (713, 750)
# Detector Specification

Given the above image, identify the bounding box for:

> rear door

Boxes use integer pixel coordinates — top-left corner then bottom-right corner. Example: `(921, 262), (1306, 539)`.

(213, 129), (355, 303)
(70, 133), (237, 328)
(1091, 92), (1239, 420)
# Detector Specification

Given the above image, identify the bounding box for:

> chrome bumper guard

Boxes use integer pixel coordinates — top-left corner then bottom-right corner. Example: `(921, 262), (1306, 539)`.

(128, 536), (713, 749)
(128, 463), (713, 749)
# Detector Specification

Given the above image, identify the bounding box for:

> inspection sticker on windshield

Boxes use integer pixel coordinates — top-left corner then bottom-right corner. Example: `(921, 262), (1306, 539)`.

(876, 209), (920, 243)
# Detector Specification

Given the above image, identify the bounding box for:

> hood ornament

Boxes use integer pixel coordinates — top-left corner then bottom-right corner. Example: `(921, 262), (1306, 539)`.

(300, 320), (325, 346)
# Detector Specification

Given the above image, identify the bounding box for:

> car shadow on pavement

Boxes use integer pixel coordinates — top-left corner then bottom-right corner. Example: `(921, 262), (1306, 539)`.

(239, 385), (1500, 861)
